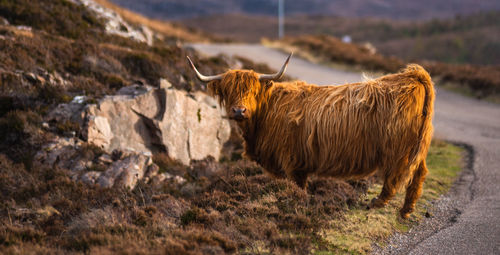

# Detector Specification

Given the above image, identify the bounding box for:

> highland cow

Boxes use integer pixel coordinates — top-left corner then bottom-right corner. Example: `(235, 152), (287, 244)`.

(187, 54), (435, 218)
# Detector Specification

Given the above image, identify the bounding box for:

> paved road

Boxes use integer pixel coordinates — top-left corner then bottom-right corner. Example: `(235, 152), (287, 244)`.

(190, 43), (500, 254)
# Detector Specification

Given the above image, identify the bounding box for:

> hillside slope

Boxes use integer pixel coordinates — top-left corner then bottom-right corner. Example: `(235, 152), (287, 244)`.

(93, 0), (224, 43)
(110, 0), (500, 20)
(181, 11), (500, 66)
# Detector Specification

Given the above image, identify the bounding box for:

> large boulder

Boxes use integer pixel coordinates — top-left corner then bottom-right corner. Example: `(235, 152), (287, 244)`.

(83, 80), (231, 165)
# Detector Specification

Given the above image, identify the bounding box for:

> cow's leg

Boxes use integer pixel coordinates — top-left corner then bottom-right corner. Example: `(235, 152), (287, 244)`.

(369, 160), (408, 209)
(400, 160), (428, 219)
(369, 181), (397, 209)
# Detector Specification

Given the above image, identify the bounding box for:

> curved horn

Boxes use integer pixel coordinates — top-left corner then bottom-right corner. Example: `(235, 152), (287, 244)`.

(258, 52), (292, 80)
(187, 56), (223, 82)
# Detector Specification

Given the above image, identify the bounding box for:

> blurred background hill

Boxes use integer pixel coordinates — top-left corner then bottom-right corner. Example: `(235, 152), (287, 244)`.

(184, 12), (500, 66)
(109, 0), (500, 66)
(111, 0), (500, 20)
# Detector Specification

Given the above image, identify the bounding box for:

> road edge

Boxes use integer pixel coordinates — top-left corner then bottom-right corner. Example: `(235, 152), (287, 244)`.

(373, 142), (476, 254)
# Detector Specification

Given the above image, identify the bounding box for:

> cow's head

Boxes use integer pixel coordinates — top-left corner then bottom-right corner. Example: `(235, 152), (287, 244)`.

(187, 54), (291, 122)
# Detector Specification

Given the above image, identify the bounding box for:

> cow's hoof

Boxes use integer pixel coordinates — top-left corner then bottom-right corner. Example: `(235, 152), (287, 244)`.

(368, 197), (386, 209)
(399, 208), (413, 219)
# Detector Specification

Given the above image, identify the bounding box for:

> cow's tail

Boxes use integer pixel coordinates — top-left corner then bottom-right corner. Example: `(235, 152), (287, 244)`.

(407, 64), (435, 168)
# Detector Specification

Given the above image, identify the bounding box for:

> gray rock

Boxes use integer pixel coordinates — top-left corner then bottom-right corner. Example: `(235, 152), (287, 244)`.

(15, 25), (31, 31)
(140, 25), (154, 46)
(173, 175), (186, 185)
(151, 173), (171, 184)
(23, 72), (37, 83)
(35, 136), (159, 189)
(46, 102), (86, 124)
(160, 78), (172, 89)
(85, 115), (113, 150)
(97, 154), (152, 189)
(98, 154), (113, 164)
(35, 137), (99, 173)
(144, 163), (160, 179)
(81, 171), (102, 185)
(71, 159), (90, 172)
(36, 75), (46, 84)
(83, 83), (231, 165)
(35, 137), (78, 167)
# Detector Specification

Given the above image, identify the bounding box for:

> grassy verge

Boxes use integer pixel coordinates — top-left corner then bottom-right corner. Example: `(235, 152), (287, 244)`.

(316, 140), (464, 254)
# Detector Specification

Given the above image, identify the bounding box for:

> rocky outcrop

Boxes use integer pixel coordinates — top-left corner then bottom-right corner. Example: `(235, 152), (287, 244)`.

(35, 135), (188, 189)
(82, 80), (231, 165)
(75, 0), (154, 45)
(40, 76), (229, 189)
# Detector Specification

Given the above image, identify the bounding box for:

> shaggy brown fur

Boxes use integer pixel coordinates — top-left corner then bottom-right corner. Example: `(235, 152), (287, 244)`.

(206, 64), (435, 218)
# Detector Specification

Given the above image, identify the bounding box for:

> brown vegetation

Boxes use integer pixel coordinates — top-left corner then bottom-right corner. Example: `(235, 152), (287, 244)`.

(278, 35), (500, 98)
(281, 35), (404, 72)
(422, 61), (500, 98)
(0, 0), (104, 39)
(0, 140), (372, 254)
(181, 11), (500, 65)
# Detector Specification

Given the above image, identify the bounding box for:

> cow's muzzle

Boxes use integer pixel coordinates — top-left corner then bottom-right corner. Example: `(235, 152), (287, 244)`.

(231, 106), (248, 121)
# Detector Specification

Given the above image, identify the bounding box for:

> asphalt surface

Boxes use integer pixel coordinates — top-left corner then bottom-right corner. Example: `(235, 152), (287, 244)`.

(189, 43), (500, 254)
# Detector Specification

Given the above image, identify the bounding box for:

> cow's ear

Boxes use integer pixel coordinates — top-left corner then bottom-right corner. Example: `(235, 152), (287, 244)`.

(264, 80), (274, 88)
